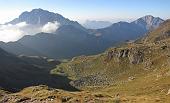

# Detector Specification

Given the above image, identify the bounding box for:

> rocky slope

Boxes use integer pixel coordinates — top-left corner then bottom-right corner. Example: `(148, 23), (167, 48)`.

(52, 19), (170, 87)
(2, 85), (169, 103)
(50, 20), (170, 102)
(0, 85), (115, 103)
(0, 10), (168, 103)
(141, 19), (170, 43)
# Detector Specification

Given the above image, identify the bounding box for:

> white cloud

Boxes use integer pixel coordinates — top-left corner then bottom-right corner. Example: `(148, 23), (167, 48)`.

(0, 21), (60, 42)
(41, 21), (60, 33)
(0, 23), (24, 42)
(16, 22), (28, 27)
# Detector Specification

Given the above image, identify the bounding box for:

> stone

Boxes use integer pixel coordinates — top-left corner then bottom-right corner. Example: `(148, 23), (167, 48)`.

(128, 76), (135, 81)
(16, 97), (31, 102)
(161, 45), (167, 50)
(167, 89), (170, 95)
(129, 50), (144, 64)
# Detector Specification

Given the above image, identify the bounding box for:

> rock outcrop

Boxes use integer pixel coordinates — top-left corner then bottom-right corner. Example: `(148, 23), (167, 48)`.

(106, 47), (144, 64)
(0, 85), (114, 103)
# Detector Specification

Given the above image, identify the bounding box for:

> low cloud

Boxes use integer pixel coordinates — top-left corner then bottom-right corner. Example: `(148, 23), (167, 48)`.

(0, 21), (60, 42)
(0, 23), (24, 42)
(41, 21), (60, 33)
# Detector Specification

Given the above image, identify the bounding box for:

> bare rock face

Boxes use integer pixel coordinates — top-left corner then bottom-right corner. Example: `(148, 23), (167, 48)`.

(106, 47), (144, 64)
(132, 15), (164, 30)
(129, 49), (144, 64)
(167, 89), (170, 95)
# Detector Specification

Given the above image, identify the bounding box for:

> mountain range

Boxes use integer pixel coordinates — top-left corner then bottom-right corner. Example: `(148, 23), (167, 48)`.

(0, 9), (165, 59)
(49, 19), (170, 103)
(0, 16), (170, 103)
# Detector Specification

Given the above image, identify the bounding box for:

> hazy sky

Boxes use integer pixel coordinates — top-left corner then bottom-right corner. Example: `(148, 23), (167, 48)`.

(0, 0), (170, 24)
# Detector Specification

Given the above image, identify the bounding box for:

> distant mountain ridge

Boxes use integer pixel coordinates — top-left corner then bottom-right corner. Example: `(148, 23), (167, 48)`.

(83, 20), (112, 29)
(93, 21), (146, 42)
(6, 8), (85, 30)
(132, 15), (164, 30)
(91, 15), (164, 42)
(0, 8), (165, 59)
(17, 25), (112, 59)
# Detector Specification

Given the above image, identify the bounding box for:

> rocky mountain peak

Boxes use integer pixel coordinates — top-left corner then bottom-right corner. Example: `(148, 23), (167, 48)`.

(132, 15), (164, 30)
(6, 8), (85, 30)
(31, 8), (46, 13)
(9, 8), (64, 25)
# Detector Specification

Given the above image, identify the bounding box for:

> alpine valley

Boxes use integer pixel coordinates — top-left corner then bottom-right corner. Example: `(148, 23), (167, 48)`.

(0, 9), (164, 59)
(0, 8), (170, 103)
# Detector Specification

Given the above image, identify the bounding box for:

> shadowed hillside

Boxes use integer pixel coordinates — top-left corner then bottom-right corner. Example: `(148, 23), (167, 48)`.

(0, 48), (78, 92)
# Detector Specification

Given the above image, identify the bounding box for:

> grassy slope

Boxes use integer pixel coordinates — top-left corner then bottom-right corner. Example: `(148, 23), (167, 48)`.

(50, 20), (170, 102)
(0, 85), (116, 103)
(1, 20), (170, 103)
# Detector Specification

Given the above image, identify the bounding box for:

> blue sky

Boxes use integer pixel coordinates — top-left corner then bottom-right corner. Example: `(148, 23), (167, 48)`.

(0, 0), (170, 23)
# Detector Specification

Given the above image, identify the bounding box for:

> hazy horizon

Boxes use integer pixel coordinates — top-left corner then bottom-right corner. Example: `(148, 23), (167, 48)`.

(0, 0), (169, 42)
(0, 0), (169, 24)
